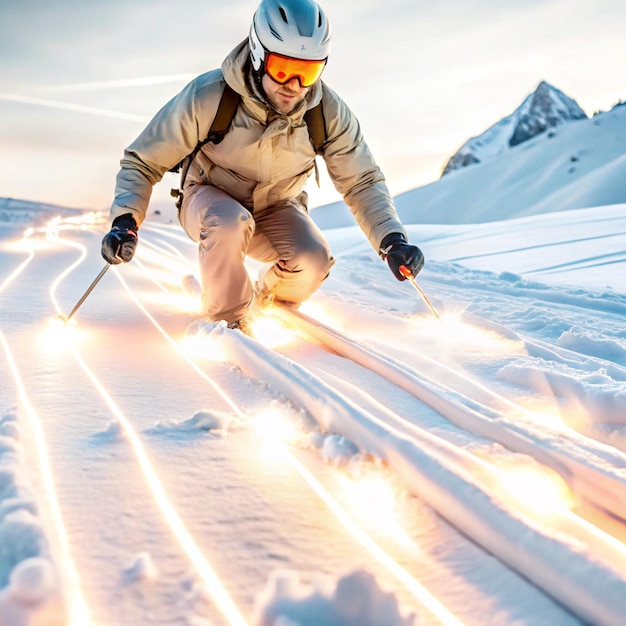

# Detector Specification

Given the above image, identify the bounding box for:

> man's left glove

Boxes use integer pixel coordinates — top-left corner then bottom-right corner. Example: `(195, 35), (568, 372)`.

(101, 213), (138, 264)
(380, 233), (424, 281)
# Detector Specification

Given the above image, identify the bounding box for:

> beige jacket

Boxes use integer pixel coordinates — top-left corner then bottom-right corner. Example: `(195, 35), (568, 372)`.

(110, 41), (406, 252)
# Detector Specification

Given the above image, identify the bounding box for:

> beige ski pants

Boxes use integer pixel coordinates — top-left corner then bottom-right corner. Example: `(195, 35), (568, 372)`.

(179, 185), (335, 323)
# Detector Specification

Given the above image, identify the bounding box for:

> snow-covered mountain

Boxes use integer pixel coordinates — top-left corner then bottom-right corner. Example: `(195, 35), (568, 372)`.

(441, 81), (587, 176)
(311, 98), (626, 229)
(0, 197), (88, 226)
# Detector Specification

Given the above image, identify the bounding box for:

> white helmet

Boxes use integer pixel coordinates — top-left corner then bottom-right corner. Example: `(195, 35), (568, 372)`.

(249, 0), (331, 72)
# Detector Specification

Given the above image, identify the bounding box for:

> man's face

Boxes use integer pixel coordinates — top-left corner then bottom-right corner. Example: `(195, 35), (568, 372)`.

(261, 74), (310, 115)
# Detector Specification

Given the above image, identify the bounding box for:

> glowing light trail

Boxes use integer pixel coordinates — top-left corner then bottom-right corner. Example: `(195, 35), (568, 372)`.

(113, 267), (243, 415)
(118, 262), (461, 623)
(139, 234), (196, 267)
(0, 331), (92, 626)
(0, 249), (34, 294)
(48, 226), (246, 622)
(70, 347), (247, 626)
(48, 241), (88, 316)
(105, 237), (626, 616)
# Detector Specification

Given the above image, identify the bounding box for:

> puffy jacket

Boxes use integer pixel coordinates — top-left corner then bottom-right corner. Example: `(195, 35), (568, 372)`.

(110, 40), (406, 252)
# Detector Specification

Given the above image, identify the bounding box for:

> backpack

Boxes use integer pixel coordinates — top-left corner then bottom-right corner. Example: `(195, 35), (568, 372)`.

(170, 83), (327, 209)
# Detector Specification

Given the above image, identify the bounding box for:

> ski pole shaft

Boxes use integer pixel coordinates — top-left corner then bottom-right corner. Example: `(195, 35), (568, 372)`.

(61, 263), (110, 322)
(399, 265), (440, 319)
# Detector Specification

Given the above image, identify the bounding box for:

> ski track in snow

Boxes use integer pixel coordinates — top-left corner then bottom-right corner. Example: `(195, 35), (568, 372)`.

(0, 213), (625, 625)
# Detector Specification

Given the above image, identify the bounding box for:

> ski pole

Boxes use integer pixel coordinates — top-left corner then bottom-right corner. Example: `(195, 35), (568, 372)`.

(399, 265), (440, 319)
(59, 263), (110, 323)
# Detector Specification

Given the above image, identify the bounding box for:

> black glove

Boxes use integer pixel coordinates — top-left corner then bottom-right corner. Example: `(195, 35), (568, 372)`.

(101, 213), (138, 264)
(380, 233), (424, 281)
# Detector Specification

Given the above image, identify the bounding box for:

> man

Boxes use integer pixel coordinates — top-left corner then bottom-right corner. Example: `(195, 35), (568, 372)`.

(102, 0), (424, 329)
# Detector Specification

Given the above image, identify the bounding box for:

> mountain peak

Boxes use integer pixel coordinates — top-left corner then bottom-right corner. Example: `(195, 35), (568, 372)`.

(442, 81), (587, 176)
(510, 80), (587, 147)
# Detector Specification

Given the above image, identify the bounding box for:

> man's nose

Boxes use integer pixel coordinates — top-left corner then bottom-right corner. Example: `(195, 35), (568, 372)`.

(284, 76), (303, 90)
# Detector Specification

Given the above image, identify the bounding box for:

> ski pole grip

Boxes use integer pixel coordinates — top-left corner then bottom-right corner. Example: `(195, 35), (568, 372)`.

(399, 265), (412, 279)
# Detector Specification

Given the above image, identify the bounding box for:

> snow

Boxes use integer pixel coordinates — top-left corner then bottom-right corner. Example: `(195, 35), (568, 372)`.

(1, 100), (626, 626)
(253, 569), (414, 626)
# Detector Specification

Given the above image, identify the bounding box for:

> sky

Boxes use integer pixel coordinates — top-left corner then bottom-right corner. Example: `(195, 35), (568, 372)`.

(0, 96), (625, 624)
(1, 0), (626, 213)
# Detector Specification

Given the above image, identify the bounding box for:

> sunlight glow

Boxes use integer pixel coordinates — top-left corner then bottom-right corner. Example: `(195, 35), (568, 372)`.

(38, 212), (104, 239)
(42, 317), (87, 352)
(498, 464), (574, 519)
(337, 472), (412, 543)
(286, 452), (464, 626)
(299, 299), (327, 318)
(0, 331), (92, 626)
(415, 313), (526, 355)
(253, 408), (302, 463)
(299, 299), (345, 328)
(180, 327), (230, 363)
(10, 234), (54, 254)
(251, 314), (297, 348)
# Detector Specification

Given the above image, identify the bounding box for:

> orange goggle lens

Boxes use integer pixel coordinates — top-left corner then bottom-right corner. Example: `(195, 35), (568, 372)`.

(264, 53), (326, 87)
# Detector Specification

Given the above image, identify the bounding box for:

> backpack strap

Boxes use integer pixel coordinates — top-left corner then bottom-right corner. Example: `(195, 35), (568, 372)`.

(170, 83), (240, 208)
(204, 83), (240, 145)
(304, 100), (327, 154)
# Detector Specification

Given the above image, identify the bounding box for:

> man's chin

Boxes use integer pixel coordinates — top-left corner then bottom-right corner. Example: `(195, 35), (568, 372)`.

(270, 96), (305, 116)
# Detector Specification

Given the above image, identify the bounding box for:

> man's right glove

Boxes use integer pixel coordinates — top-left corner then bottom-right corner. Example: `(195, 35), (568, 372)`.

(101, 213), (138, 264)
(380, 233), (425, 281)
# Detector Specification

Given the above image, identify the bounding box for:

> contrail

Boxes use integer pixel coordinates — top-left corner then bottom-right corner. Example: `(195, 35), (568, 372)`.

(0, 92), (150, 122)
(37, 74), (196, 93)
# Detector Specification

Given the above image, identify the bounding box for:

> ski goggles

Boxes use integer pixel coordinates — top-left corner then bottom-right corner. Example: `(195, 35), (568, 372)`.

(264, 52), (327, 87)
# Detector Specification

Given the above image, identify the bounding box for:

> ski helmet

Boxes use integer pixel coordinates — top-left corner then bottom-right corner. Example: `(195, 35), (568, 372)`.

(249, 0), (331, 77)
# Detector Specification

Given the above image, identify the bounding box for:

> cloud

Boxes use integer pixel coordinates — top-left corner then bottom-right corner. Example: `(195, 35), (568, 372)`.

(36, 74), (197, 94)
(0, 93), (149, 122)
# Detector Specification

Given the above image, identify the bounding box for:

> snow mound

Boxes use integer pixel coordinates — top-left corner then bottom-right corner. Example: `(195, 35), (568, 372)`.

(0, 411), (60, 622)
(497, 358), (626, 426)
(4, 557), (56, 605)
(557, 326), (626, 364)
(92, 420), (125, 443)
(253, 569), (415, 626)
(149, 409), (234, 434)
(123, 552), (158, 583)
(321, 435), (360, 468)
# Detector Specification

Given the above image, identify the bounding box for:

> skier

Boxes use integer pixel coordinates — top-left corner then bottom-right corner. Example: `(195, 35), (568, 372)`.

(101, 0), (424, 329)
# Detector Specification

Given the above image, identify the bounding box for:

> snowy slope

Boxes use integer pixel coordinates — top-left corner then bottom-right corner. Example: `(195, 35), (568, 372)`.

(1, 181), (626, 626)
